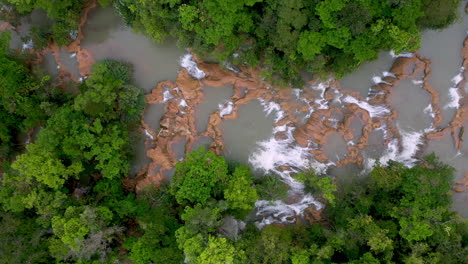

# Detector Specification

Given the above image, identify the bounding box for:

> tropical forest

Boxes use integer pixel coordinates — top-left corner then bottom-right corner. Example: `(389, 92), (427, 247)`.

(0, 0), (467, 263)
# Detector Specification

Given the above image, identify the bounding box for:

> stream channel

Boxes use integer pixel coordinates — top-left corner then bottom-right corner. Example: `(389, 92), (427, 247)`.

(3, 2), (468, 224)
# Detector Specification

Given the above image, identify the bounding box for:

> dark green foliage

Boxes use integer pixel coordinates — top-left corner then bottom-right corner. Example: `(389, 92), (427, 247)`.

(75, 60), (144, 122)
(255, 174), (289, 201)
(0, 212), (52, 263)
(2, 0), (85, 46)
(170, 147), (229, 205)
(418, 0), (462, 29)
(246, 225), (293, 264)
(116, 0), (462, 85)
(0, 31), (64, 160)
(229, 157), (467, 264)
(0, 54), (145, 263)
(296, 170), (337, 204)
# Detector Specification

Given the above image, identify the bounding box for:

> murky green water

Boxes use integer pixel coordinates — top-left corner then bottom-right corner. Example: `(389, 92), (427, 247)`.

(222, 101), (276, 166)
(129, 133), (151, 176)
(323, 132), (348, 162)
(59, 48), (80, 79)
(144, 103), (165, 132)
(191, 136), (214, 151)
(195, 85), (234, 132)
(419, 3), (468, 126)
(172, 137), (187, 161)
(339, 52), (395, 97)
(40, 51), (59, 80)
(81, 7), (184, 93)
(389, 79), (433, 132)
(5, 3), (467, 217)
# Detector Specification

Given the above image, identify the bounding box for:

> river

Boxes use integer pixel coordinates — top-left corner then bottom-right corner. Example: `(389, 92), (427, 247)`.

(2, 2), (467, 222)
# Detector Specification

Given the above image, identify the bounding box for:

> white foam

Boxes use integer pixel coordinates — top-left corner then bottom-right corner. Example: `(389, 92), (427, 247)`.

(292, 89), (302, 99)
(249, 124), (329, 227)
(363, 158), (376, 173)
(312, 82), (328, 98)
(258, 98), (285, 122)
(21, 39), (33, 51)
(376, 123), (390, 140)
(389, 50), (414, 58)
(218, 101), (234, 117)
(445, 87), (461, 109)
(366, 88), (386, 101)
(70, 52), (77, 58)
(69, 30), (78, 40)
(383, 71), (396, 78)
(379, 128), (424, 167)
(372, 76), (392, 85)
(343, 95), (390, 118)
(179, 99), (188, 108)
(328, 118), (339, 129)
(412, 80), (424, 85)
(144, 129), (154, 140)
(452, 72), (463, 85)
(223, 61), (240, 73)
(180, 53), (206, 79)
(162, 88), (174, 103)
(423, 104), (435, 118)
(255, 194), (323, 229)
(250, 125), (331, 188)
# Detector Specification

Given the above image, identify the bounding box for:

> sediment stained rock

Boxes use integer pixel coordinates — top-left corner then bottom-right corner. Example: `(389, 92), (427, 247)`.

(139, 39), (467, 193)
(4, 0), (466, 203)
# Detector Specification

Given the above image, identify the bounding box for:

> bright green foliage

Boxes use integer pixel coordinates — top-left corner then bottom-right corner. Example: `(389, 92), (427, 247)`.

(224, 166), (258, 211)
(298, 31), (326, 60)
(11, 143), (83, 189)
(162, 149), (260, 262)
(0, 57), (145, 263)
(50, 205), (122, 262)
(36, 106), (131, 179)
(171, 147), (229, 205)
(198, 236), (238, 264)
(114, 0), (462, 85)
(316, 0), (347, 29)
(290, 249), (311, 264)
(98, 0), (112, 7)
(296, 170), (337, 204)
(75, 60), (144, 122)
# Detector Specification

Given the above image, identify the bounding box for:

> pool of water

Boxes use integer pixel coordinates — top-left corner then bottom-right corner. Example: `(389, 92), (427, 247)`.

(195, 85), (234, 132)
(339, 52), (395, 97)
(59, 48), (80, 79)
(144, 103), (165, 132)
(389, 79), (433, 132)
(81, 7), (184, 93)
(222, 101), (276, 167)
(323, 132), (348, 162)
(418, 3), (468, 127)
